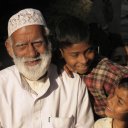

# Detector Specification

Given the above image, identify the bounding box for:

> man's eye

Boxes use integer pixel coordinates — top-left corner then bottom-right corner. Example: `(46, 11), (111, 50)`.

(16, 43), (27, 47)
(33, 41), (44, 47)
(34, 41), (42, 45)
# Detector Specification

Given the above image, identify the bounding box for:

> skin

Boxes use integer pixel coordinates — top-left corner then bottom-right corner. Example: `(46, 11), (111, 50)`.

(6, 25), (47, 67)
(105, 87), (128, 128)
(111, 46), (128, 66)
(60, 42), (96, 75)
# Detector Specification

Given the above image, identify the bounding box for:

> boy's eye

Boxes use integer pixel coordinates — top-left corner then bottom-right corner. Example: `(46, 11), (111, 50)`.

(70, 53), (79, 57)
(84, 46), (95, 56)
(86, 47), (96, 52)
(117, 99), (123, 105)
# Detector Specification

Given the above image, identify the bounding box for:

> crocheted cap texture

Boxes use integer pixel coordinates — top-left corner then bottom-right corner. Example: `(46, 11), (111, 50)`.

(8, 8), (49, 37)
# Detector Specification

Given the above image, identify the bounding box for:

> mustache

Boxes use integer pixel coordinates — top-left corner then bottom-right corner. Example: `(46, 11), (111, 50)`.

(23, 56), (41, 62)
(16, 55), (42, 63)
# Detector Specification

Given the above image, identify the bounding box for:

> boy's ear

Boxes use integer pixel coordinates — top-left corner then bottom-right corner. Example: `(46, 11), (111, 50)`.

(60, 49), (64, 57)
(5, 38), (13, 58)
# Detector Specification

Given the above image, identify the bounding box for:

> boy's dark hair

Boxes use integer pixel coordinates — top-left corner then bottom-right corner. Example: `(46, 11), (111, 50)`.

(50, 14), (100, 74)
(118, 76), (128, 89)
(51, 14), (92, 50)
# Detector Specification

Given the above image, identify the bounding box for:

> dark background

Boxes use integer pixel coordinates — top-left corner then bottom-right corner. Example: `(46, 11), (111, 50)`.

(0, 0), (127, 68)
(0, 0), (53, 67)
(0, 0), (52, 40)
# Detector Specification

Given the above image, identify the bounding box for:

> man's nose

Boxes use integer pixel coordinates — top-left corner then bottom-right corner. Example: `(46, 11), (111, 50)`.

(28, 44), (38, 57)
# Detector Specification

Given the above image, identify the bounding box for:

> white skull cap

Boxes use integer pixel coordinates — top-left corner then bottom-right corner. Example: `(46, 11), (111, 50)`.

(8, 8), (49, 37)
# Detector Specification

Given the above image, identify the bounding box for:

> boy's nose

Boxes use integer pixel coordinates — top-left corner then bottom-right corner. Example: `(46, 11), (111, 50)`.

(79, 55), (88, 64)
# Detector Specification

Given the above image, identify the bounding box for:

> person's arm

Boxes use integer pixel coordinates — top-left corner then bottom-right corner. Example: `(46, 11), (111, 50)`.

(75, 79), (94, 127)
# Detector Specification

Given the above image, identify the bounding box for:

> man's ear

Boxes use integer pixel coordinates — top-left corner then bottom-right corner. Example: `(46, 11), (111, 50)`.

(5, 38), (14, 58)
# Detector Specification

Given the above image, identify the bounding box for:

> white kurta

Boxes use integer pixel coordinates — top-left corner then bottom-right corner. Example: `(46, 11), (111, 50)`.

(0, 64), (94, 128)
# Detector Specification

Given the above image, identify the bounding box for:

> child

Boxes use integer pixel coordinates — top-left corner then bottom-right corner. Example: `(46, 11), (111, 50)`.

(93, 76), (128, 128)
(51, 15), (128, 118)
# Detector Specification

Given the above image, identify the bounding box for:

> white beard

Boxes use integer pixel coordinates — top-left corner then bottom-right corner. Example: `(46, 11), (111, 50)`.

(13, 50), (52, 81)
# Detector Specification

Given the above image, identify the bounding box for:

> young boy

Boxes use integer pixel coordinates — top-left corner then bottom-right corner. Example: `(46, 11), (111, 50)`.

(93, 76), (128, 128)
(51, 15), (128, 118)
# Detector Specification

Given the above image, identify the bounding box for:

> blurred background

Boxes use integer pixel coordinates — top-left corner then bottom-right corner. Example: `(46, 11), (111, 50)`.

(0, 0), (128, 69)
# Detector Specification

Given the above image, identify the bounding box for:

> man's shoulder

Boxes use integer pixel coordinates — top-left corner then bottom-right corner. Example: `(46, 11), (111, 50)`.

(0, 65), (17, 72)
(0, 65), (19, 78)
(0, 65), (21, 92)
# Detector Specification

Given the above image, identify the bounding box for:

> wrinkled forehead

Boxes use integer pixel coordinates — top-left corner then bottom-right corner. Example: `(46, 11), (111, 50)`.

(10, 25), (47, 44)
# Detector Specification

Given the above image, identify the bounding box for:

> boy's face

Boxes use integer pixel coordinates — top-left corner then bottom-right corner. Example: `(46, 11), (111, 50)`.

(60, 42), (96, 75)
(105, 87), (128, 121)
(111, 46), (128, 66)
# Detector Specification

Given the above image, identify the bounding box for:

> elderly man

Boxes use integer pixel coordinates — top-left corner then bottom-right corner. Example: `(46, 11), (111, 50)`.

(0, 8), (94, 128)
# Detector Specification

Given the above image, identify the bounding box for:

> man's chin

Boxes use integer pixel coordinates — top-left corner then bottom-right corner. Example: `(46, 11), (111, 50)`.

(13, 51), (52, 81)
(21, 69), (46, 81)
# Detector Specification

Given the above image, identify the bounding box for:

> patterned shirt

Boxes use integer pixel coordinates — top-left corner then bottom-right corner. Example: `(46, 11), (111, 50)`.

(84, 58), (128, 116)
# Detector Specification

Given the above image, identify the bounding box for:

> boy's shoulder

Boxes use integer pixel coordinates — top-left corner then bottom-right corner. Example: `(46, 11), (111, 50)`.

(94, 117), (112, 128)
(49, 63), (81, 80)
(97, 57), (128, 71)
